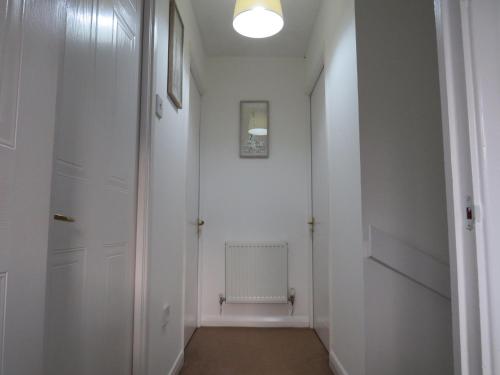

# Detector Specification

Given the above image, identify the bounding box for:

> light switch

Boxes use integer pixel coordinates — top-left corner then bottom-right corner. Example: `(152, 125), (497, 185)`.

(155, 94), (163, 118)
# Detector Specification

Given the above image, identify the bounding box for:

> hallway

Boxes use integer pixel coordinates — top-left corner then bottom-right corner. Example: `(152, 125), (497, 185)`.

(1, 0), (497, 374)
(181, 328), (332, 375)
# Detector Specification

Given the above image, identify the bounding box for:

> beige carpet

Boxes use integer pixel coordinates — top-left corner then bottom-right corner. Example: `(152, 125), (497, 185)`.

(180, 327), (333, 375)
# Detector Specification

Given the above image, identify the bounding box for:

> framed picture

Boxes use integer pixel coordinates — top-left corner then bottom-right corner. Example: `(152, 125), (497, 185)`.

(240, 101), (269, 158)
(167, 0), (184, 109)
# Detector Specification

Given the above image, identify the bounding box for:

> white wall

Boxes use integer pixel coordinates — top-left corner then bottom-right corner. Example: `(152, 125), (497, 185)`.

(356, 0), (449, 262)
(199, 57), (311, 326)
(356, 0), (453, 374)
(146, 0), (205, 373)
(306, 0), (453, 374)
(306, 1), (366, 374)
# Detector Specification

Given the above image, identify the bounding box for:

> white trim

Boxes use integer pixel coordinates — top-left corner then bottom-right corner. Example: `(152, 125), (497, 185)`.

(196, 172), (204, 330)
(180, 70), (202, 350)
(329, 350), (349, 375)
(307, 67), (325, 330)
(196, 62), (205, 329)
(200, 315), (310, 328)
(460, 1), (493, 374)
(367, 225), (451, 299)
(168, 350), (184, 375)
(433, 1), (485, 373)
(434, 1), (465, 372)
(133, 0), (155, 374)
(306, 87), (314, 329)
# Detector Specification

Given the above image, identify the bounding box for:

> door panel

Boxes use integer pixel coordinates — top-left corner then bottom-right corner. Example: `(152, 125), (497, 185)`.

(104, 249), (132, 374)
(311, 71), (330, 349)
(45, 0), (95, 372)
(45, 0), (141, 373)
(0, 0), (22, 148)
(0, 0), (62, 373)
(46, 250), (86, 375)
(184, 74), (201, 346)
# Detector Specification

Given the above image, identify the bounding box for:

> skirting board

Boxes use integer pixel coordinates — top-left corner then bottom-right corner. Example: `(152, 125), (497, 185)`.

(169, 350), (184, 375)
(201, 315), (310, 328)
(329, 350), (349, 375)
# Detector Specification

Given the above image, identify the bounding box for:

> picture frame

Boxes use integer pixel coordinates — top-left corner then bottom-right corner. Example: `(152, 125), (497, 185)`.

(167, 0), (184, 109)
(239, 101), (270, 158)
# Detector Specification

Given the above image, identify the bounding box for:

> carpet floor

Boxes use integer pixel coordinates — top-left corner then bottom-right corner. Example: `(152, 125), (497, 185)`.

(180, 327), (333, 375)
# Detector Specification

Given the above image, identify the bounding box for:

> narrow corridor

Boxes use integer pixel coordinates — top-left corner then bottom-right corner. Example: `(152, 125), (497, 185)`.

(181, 328), (332, 375)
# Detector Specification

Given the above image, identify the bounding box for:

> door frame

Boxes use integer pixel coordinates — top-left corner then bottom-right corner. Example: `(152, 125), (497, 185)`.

(457, 0), (498, 373)
(308, 67), (326, 332)
(181, 68), (203, 348)
(435, 1), (477, 372)
(133, 0), (155, 373)
(435, 0), (488, 373)
(193, 70), (205, 328)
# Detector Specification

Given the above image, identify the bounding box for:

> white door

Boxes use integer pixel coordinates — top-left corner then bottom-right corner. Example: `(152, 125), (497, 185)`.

(184, 74), (201, 346)
(44, 0), (142, 373)
(0, 1), (62, 373)
(311, 71), (330, 349)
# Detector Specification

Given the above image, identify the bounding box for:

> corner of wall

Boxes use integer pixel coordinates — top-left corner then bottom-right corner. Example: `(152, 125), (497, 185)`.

(330, 350), (350, 375)
(305, 1), (366, 375)
(178, 0), (207, 92)
(169, 350), (184, 375)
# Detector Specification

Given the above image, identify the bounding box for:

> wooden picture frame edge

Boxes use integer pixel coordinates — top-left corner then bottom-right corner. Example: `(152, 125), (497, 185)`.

(167, 0), (184, 109)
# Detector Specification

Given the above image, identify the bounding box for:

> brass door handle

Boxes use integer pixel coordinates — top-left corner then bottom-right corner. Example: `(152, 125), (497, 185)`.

(198, 219), (205, 226)
(308, 217), (315, 232)
(54, 214), (75, 223)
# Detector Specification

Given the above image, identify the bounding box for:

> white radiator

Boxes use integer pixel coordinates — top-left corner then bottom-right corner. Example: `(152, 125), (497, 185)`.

(225, 241), (288, 304)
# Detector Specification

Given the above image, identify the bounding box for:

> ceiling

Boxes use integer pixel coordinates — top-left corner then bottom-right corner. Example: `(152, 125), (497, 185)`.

(191, 0), (322, 57)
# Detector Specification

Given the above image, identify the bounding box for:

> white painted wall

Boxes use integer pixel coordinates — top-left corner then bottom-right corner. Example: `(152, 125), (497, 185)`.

(146, 0), (205, 374)
(356, 0), (449, 262)
(199, 57), (311, 326)
(356, 0), (453, 374)
(306, 1), (366, 374)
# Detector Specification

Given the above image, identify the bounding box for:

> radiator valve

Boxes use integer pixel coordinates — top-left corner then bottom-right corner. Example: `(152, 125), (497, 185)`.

(219, 293), (226, 315)
(288, 288), (296, 315)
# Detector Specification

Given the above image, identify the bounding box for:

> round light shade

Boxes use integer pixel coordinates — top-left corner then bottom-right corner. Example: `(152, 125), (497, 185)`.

(248, 110), (268, 136)
(249, 128), (268, 136)
(233, 0), (284, 39)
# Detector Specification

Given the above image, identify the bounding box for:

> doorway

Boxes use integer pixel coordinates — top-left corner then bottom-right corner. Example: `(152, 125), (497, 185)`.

(44, 0), (142, 373)
(310, 70), (330, 350)
(184, 72), (202, 346)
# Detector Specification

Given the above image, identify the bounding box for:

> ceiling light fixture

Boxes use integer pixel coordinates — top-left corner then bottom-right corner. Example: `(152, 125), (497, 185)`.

(233, 0), (284, 39)
(248, 111), (268, 136)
